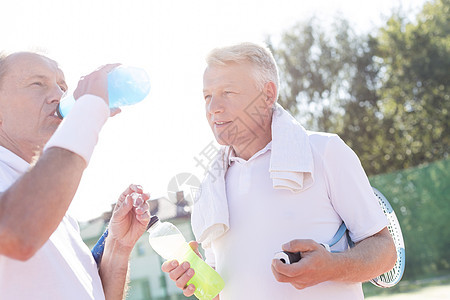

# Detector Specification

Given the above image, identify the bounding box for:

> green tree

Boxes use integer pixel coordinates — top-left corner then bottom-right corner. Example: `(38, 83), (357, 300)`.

(376, 0), (450, 173)
(270, 0), (449, 175)
(269, 18), (388, 175)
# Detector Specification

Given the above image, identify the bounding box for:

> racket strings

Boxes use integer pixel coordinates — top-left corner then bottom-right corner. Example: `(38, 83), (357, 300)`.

(372, 190), (405, 287)
(379, 259), (401, 282)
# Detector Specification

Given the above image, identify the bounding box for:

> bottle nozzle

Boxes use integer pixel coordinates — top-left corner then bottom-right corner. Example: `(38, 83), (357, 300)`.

(147, 215), (159, 231)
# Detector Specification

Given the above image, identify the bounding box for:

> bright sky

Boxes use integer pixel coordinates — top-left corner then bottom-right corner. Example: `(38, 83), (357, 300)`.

(2, 0), (426, 221)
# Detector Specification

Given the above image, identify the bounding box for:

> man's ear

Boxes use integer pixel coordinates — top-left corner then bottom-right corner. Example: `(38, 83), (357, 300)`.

(263, 81), (277, 108)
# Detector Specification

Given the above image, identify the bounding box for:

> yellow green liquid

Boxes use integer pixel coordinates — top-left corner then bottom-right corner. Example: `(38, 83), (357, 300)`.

(175, 243), (225, 300)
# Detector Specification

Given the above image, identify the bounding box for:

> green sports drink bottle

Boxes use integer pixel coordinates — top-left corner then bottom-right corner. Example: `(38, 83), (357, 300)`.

(147, 216), (224, 300)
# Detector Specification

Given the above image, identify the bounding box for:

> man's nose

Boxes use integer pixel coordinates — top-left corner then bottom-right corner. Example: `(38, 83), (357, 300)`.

(47, 84), (65, 104)
(207, 95), (225, 115)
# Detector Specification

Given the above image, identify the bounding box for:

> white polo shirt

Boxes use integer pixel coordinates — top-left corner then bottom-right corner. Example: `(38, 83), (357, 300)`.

(207, 133), (388, 300)
(0, 146), (105, 300)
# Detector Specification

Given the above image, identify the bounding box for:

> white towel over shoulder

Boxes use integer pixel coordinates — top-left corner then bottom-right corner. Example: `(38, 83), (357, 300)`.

(192, 104), (315, 248)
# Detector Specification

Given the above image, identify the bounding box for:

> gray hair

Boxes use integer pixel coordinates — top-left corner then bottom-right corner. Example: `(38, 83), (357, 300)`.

(206, 42), (279, 99)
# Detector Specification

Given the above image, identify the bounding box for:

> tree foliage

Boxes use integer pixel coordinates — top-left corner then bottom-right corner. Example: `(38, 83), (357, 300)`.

(269, 0), (449, 175)
(376, 0), (449, 173)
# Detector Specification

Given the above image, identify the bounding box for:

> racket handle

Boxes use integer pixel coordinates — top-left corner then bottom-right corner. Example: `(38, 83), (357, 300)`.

(91, 228), (109, 268)
(274, 251), (301, 264)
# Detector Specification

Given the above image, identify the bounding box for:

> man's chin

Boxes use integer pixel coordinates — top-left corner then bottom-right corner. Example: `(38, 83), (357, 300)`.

(42, 127), (58, 143)
(213, 134), (231, 146)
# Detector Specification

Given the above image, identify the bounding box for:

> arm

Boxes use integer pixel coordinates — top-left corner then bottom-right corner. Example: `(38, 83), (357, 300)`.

(271, 227), (396, 289)
(0, 64), (118, 261)
(332, 227), (396, 282)
(0, 148), (86, 260)
(99, 184), (150, 300)
(98, 237), (131, 300)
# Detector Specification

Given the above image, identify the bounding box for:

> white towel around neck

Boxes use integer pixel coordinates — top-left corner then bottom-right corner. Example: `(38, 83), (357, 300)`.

(192, 104), (314, 248)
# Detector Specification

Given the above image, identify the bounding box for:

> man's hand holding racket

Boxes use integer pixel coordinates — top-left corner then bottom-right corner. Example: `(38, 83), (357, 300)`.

(271, 239), (335, 290)
(272, 188), (404, 289)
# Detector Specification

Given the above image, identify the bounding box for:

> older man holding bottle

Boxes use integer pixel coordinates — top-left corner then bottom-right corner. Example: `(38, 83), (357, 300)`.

(0, 52), (150, 299)
(162, 43), (397, 299)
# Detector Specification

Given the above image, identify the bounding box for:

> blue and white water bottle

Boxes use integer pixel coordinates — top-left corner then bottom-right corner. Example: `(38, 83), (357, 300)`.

(57, 65), (151, 118)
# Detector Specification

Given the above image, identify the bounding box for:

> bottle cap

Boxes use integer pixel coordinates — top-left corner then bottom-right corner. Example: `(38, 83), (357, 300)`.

(147, 215), (159, 230)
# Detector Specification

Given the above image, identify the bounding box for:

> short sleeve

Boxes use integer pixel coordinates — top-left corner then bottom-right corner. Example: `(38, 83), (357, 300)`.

(323, 135), (388, 242)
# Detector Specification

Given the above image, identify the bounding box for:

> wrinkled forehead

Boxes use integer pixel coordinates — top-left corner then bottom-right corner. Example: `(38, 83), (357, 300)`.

(2, 52), (65, 83)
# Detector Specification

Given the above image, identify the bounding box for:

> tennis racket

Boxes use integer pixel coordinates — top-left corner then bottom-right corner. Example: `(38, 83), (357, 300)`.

(368, 187), (405, 288)
(336, 187), (405, 287)
(279, 187), (406, 287)
(284, 188), (405, 288)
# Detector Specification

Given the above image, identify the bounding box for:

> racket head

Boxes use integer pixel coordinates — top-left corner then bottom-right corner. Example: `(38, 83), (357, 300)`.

(370, 187), (406, 288)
